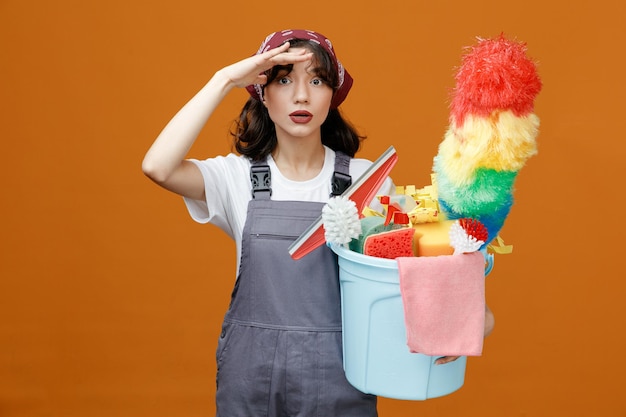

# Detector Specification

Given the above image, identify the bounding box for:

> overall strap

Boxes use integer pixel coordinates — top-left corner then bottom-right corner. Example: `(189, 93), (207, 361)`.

(331, 151), (352, 197)
(250, 151), (352, 199)
(250, 159), (271, 200)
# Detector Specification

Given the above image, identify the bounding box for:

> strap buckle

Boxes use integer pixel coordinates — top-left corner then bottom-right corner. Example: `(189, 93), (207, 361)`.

(330, 171), (352, 196)
(250, 164), (272, 198)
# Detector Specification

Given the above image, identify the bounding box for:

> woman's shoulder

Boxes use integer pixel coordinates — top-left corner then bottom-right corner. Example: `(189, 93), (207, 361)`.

(187, 153), (254, 194)
(348, 155), (374, 176)
(327, 147), (372, 171)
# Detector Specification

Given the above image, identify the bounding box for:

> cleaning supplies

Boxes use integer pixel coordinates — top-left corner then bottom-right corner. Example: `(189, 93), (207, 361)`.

(391, 212), (411, 229)
(448, 218), (489, 255)
(397, 252), (486, 356)
(433, 35), (542, 245)
(321, 196), (362, 246)
(348, 215), (392, 254)
(289, 146), (398, 260)
(363, 227), (415, 259)
(411, 220), (455, 257)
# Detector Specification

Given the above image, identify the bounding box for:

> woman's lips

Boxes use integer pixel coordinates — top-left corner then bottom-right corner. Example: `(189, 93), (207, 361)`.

(289, 111), (313, 124)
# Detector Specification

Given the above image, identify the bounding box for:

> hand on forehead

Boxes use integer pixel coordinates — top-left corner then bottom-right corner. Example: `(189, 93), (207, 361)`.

(246, 29), (353, 109)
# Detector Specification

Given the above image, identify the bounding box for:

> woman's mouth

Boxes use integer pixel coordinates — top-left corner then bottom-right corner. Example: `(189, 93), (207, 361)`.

(289, 110), (313, 124)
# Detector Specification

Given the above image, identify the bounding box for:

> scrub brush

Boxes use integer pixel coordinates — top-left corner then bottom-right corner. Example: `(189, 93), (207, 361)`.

(322, 196), (362, 246)
(449, 218), (488, 255)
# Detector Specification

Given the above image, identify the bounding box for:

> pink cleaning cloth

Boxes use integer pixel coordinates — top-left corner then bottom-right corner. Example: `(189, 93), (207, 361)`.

(396, 252), (485, 357)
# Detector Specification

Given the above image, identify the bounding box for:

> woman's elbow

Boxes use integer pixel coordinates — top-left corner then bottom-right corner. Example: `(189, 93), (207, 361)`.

(141, 157), (170, 184)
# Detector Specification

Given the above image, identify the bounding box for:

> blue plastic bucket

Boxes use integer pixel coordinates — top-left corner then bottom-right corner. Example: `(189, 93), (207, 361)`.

(332, 243), (467, 400)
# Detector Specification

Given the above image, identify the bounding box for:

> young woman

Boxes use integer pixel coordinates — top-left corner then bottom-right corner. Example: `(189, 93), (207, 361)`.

(142, 29), (392, 416)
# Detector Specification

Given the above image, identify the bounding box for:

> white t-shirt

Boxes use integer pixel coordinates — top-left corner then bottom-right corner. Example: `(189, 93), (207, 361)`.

(184, 146), (394, 274)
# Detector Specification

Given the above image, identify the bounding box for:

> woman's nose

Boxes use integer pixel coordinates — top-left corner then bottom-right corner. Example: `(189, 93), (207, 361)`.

(293, 80), (310, 103)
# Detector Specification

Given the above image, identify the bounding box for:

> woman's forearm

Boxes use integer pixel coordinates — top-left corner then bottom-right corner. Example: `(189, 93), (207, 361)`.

(142, 70), (234, 183)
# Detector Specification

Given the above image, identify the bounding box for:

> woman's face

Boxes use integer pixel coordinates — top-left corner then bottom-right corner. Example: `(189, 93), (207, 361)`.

(262, 48), (333, 143)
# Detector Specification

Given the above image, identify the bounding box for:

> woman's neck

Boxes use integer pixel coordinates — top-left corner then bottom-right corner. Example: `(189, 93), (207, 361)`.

(271, 142), (326, 181)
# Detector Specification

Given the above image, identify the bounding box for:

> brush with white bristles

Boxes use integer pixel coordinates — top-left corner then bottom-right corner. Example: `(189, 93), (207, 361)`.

(322, 196), (362, 246)
(449, 218), (489, 255)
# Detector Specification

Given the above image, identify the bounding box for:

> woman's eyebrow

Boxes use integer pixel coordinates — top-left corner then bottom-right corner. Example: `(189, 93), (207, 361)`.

(307, 65), (327, 76)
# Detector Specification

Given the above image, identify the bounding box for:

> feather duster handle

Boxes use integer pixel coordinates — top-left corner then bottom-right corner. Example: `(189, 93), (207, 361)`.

(322, 196), (362, 246)
(434, 35), (542, 245)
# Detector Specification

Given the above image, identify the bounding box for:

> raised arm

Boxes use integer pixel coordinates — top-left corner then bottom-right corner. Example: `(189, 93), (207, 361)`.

(141, 42), (312, 200)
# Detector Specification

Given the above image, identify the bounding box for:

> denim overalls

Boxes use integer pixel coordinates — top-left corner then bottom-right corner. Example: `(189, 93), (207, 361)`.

(215, 152), (377, 417)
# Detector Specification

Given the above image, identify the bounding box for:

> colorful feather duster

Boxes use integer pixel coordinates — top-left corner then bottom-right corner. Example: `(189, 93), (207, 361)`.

(434, 34), (542, 246)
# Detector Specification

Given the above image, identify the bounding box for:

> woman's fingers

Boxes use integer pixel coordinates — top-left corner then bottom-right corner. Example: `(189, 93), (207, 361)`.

(257, 42), (312, 68)
(435, 356), (460, 365)
(484, 305), (495, 337)
(224, 43), (312, 89)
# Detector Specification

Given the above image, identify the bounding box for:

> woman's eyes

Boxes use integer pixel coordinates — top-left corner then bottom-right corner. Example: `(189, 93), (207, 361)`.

(275, 77), (326, 86)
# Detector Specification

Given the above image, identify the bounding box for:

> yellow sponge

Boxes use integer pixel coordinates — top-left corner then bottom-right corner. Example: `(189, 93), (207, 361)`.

(412, 220), (454, 257)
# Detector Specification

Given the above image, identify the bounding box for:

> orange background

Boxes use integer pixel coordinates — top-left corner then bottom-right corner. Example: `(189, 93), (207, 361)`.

(2, 0), (625, 416)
